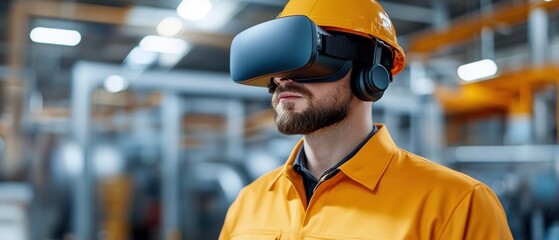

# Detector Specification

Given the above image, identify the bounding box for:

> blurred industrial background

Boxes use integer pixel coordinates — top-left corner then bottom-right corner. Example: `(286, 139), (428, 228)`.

(0, 0), (558, 239)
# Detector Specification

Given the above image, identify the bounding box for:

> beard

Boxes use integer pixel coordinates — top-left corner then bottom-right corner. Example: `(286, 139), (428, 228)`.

(272, 83), (353, 135)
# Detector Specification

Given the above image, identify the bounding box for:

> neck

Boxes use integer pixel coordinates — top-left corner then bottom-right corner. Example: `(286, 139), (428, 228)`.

(303, 100), (374, 178)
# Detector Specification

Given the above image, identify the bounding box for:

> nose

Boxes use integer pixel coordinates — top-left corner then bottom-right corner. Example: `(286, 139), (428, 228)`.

(273, 77), (294, 86)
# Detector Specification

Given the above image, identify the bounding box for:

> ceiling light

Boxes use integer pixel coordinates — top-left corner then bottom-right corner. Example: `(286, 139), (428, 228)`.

(159, 51), (191, 68)
(157, 17), (183, 37)
(30, 27), (81, 46)
(104, 75), (129, 93)
(177, 0), (213, 21)
(544, 0), (552, 2)
(194, 1), (243, 31)
(139, 35), (189, 54)
(457, 59), (498, 82)
(124, 46), (158, 69)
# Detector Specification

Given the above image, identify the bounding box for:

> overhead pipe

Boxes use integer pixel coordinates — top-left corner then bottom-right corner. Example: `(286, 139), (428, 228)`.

(447, 145), (559, 163)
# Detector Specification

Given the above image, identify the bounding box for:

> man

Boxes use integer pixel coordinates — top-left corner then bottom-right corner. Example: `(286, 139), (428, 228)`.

(220, 0), (513, 239)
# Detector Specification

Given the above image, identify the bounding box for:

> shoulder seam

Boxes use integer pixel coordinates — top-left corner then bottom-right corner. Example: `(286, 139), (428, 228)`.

(435, 183), (484, 239)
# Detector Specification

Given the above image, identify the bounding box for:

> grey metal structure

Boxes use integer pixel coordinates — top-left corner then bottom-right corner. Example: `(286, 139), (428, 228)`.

(529, 5), (549, 66)
(70, 61), (269, 240)
(161, 92), (182, 239)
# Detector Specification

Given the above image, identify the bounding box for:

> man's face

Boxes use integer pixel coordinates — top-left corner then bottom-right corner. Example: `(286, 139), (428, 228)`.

(271, 71), (354, 135)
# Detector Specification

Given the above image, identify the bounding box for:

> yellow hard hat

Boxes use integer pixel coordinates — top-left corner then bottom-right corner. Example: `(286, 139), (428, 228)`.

(279, 0), (406, 76)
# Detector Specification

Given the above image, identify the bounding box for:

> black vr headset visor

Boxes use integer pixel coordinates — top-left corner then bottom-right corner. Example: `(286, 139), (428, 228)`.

(230, 15), (383, 87)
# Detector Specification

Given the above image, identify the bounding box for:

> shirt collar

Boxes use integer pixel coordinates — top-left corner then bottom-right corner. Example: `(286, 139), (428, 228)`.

(269, 124), (397, 192)
(292, 125), (378, 178)
(338, 124), (396, 192)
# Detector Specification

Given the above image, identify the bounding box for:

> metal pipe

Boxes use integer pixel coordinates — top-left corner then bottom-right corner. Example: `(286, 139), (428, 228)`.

(226, 100), (245, 162)
(447, 145), (559, 163)
(533, 88), (554, 144)
(431, 0), (449, 29)
(74, 62), (270, 100)
(529, 7), (549, 66)
(480, 0), (495, 60)
(480, 27), (495, 60)
(418, 96), (444, 163)
(70, 60), (95, 240)
(161, 92), (182, 240)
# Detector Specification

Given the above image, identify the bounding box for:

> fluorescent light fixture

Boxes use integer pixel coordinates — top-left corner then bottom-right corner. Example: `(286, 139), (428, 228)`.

(194, 0), (243, 31)
(30, 27), (81, 46)
(158, 52), (187, 68)
(126, 6), (183, 28)
(177, 0), (213, 21)
(157, 40), (192, 68)
(124, 46), (158, 69)
(545, 0), (552, 2)
(157, 17), (183, 37)
(139, 35), (189, 54)
(457, 59), (498, 81)
(104, 75), (129, 93)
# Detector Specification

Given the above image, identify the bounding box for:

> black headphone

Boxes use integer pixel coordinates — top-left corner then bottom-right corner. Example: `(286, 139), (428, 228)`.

(351, 39), (393, 102)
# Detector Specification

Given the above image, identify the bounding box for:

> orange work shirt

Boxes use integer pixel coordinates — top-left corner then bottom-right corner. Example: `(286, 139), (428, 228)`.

(220, 124), (513, 239)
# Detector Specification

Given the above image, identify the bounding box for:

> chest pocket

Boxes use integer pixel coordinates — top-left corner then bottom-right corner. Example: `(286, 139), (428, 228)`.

(231, 231), (282, 240)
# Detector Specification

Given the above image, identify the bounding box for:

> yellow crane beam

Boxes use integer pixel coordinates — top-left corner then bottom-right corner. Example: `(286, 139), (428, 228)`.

(436, 65), (559, 115)
(409, 0), (559, 53)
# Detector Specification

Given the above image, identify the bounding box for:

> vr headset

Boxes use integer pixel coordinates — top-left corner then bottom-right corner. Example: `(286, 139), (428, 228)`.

(230, 15), (393, 89)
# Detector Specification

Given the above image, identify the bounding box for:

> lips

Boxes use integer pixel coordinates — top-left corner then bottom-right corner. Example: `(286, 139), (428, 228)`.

(278, 92), (303, 100)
